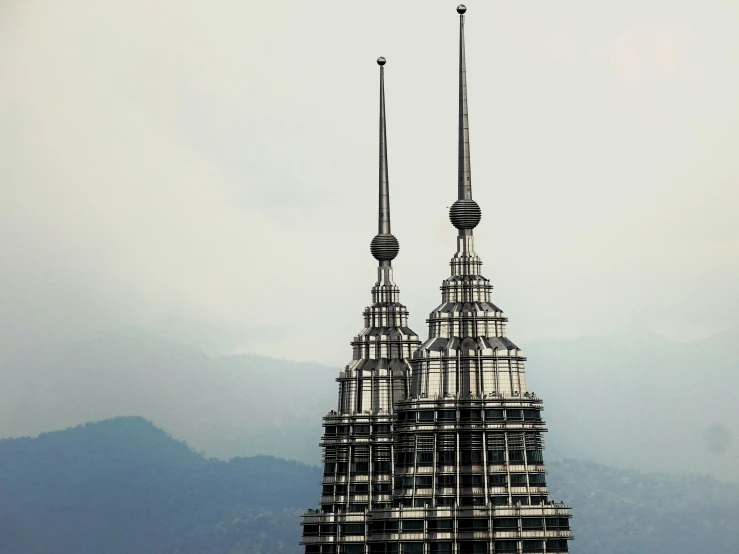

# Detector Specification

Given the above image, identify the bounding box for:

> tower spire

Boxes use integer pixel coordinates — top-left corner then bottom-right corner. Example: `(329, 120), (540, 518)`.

(458, 4), (471, 202)
(371, 56), (400, 267)
(449, 5), (482, 236)
(378, 56), (390, 236)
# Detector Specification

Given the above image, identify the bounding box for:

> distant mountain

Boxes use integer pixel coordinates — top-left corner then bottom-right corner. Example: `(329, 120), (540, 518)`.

(0, 417), (320, 554)
(0, 328), (336, 463)
(0, 327), (737, 479)
(0, 417), (737, 554)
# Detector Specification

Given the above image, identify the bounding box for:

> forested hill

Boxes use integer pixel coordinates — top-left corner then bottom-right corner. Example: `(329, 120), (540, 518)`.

(1, 417), (738, 554)
(0, 417), (319, 554)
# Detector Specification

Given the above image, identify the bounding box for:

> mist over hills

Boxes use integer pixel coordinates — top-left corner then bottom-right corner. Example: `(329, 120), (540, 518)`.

(0, 327), (737, 480)
(1, 417), (738, 554)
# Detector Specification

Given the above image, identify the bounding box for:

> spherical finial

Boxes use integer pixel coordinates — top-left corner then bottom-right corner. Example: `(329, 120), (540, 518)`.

(371, 233), (399, 262)
(377, 56), (386, 66)
(457, 4), (467, 14)
(449, 199), (481, 230)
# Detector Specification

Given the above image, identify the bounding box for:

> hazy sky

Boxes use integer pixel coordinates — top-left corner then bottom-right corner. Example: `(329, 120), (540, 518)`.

(1, 0), (738, 365)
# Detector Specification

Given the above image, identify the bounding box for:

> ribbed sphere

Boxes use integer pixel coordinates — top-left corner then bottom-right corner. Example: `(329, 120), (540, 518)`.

(457, 4), (467, 14)
(449, 199), (482, 229)
(371, 233), (399, 261)
(377, 56), (386, 66)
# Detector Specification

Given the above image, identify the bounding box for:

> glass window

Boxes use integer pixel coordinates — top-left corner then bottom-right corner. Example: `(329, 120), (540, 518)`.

(437, 451), (455, 464)
(337, 425), (350, 434)
(485, 409), (504, 419)
(321, 524), (336, 534)
(401, 543), (423, 553)
(416, 476), (433, 487)
(546, 539), (568, 552)
(546, 518), (570, 531)
(374, 483), (391, 493)
(522, 540), (544, 553)
(488, 450), (505, 463)
(461, 474), (483, 486)
(522, 518), (544, 530)
(459, 519), (488, 530)
(396, 452), (415, 466)
(324, 426), (336, 435)
(529, 473), (546, 486)
(375, 461), (391, 473)
(429, 519), (453, 531)
(402, 520), (424, 532)
(438, 474), (455, 486)
(526, 449), (543, 463)
(352, 462), (369, 473)
(496, 518), (518, 529)
(351, 483), (369, 493)
(343, 546), (364, 554)
(510, 473), (527, 485)
(374, 424), (391, 434)
(461, 451), (483, 463)
(460, 410), (481, 420)
(459, 542), (488, 553)
(342, 523), (365, 535)
(523, 409), (541, 420)
(512, 495), (529, 506)
(506, 409), (522, 420)
(417, 452), (433, 466)
(438, 410), (456, 420)
(491, 496), (507, 506)
(324, 462), (336, 475)
(335, 484), (347, 494)
(322, 485), (333, 494)
(494, 541), (517, 553)
(354, 425), (370, 434)
(418, 411), (435, 422)
(489, 473), (507, 485)
(508, 450), (524, 462)
(430, 543), (452, 553)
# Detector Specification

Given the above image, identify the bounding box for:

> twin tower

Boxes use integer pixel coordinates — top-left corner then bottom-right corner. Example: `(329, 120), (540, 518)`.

(301, 6), (573, 554)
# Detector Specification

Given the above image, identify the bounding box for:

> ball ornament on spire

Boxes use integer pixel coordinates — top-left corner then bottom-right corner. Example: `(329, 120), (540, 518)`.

(371, 233), (399, 261)
(457, 4), (467, 14)
(449, 198), (481, 230)
(377, 56), (386, 66)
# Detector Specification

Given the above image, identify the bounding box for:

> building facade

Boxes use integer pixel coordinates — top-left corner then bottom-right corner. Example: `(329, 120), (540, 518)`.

(302, 6), (573, 554)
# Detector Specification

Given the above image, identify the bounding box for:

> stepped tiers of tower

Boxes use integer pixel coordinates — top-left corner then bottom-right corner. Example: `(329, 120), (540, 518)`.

(300, 6), (572, 554)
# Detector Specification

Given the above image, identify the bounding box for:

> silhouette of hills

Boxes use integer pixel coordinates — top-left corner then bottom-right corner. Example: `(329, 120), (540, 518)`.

(1, 417), (738, 553)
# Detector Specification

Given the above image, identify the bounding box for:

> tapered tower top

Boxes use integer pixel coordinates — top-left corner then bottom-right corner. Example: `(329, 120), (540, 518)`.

(449, 4), (482, 233)
(370, 57), (400, 264)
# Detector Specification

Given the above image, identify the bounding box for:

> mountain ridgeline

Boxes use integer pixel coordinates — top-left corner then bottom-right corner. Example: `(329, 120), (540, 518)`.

(1, 328), (737, 481)
(0, 417), (737, 554)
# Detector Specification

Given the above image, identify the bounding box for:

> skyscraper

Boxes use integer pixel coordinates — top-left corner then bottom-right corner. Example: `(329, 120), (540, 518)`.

(302, 6), (573, 554)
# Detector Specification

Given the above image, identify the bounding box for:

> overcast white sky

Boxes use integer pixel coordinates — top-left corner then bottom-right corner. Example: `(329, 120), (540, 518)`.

(1, 0), (738, 365)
